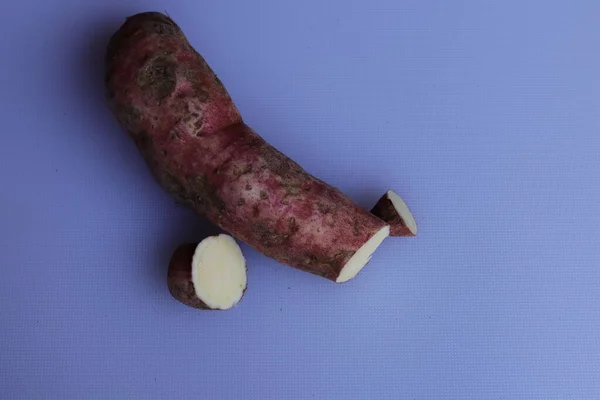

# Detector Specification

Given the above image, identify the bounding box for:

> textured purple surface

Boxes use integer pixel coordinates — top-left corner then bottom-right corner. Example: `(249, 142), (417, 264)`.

(1, 1), (600, 398)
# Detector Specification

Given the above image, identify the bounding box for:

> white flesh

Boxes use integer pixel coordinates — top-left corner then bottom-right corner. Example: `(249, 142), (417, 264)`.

(191, 234), (247, 310)
(388, 190), (418, 235)
(336, 225), (390, 283)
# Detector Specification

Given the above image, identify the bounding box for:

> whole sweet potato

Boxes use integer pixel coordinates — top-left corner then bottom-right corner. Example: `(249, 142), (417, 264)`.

(105, 12), (389, 283)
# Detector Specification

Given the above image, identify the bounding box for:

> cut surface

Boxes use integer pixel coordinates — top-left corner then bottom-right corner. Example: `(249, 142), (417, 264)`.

(191, 234), (247, 310)
(387, 190), (417, 235)
(336, 225), (390, 283)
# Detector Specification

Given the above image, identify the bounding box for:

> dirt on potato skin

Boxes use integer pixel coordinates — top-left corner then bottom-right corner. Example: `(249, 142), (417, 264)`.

(106, 12), (388, 282)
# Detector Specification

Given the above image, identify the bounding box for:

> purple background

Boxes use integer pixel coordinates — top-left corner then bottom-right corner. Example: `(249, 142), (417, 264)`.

(1, 1), (600, 398)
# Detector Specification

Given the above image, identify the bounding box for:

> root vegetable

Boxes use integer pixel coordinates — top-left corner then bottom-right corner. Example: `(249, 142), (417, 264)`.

(168, 235), (247, 310)
(370, 190), (417, 237)
(105, 12), (390, 283)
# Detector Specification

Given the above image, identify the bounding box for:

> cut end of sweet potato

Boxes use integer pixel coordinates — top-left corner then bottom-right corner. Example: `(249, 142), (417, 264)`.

(168, 235), (247, 310)
(371, 190), (417, 237)
(192, 235), (247, 309)
(336, 225), (390, 283)
(387, 190), (418, 236)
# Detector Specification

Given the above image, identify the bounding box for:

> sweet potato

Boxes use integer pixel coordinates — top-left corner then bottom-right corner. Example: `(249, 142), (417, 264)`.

(105, 12), (389, 283)
(168, 235), (247, 310)
(371, 190), (417, 237)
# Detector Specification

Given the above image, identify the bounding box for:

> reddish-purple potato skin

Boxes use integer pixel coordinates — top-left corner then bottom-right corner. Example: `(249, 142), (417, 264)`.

(105, 12), (388, 282)
(370, 194), (415, 237)
(167, 243), (212, 310)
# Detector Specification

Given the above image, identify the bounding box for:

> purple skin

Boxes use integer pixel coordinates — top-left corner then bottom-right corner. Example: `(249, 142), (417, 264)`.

(105, 12), (388, 282)
(167, 243), (213, 310)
